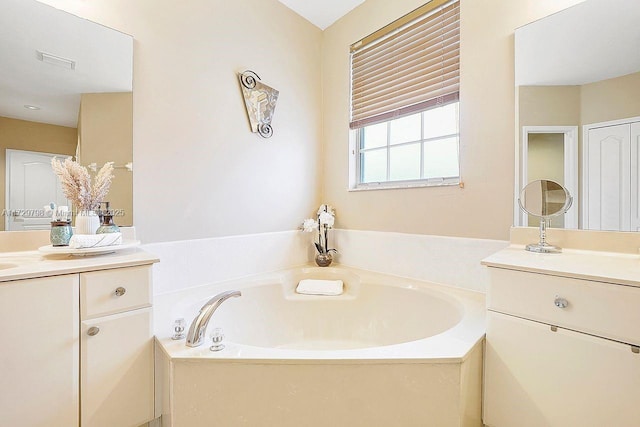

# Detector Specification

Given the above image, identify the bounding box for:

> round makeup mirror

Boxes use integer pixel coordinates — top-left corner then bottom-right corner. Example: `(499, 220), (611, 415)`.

(518, 180), (573, 253)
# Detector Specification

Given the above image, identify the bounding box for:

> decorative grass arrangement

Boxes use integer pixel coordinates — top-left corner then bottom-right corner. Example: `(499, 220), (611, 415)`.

(51, 157), (114, 211)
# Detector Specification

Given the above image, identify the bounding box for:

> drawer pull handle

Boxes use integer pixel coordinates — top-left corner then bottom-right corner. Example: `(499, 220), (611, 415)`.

(554, 296), (568, 309)
(87, 326), (100, 336)
(114, 287), (127, 297)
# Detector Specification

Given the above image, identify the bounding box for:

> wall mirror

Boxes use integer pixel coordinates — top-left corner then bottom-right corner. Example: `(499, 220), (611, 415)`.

(514, 0), (640, 231)
(0, 0), (133, 231)
(519, 179), (573, 253)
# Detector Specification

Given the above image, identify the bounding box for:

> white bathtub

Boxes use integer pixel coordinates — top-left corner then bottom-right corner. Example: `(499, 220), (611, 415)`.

(155, 266), (485, 426)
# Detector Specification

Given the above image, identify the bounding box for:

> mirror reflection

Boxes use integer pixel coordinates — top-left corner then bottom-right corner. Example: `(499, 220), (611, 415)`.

(519, 179), (573, 253)
(0, 0), (133, 231)
(519, 180), (572, 219)
(515, 0), (640, 231)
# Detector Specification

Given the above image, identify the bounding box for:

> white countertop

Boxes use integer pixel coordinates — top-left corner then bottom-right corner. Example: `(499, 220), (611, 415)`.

(482, 245), (640, 287)
(0, 248), (159, 282)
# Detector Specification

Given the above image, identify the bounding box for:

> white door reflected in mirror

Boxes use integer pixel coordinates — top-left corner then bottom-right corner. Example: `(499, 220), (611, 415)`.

(6, 150), (69, 231)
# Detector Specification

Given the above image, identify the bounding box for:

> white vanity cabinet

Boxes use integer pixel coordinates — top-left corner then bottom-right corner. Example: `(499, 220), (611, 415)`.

(483, 254), (640, 427)
(0, 253), (157, 427)
(0, 274), (80, 427)
(80, 266), (154, 427)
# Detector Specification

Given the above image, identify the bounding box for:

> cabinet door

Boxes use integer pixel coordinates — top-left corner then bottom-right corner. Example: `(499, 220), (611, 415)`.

(484, 311), (640, 427)
(585, 124), (630, 231)
(81, 307), (154, 427)
(0, 275), (79, 427)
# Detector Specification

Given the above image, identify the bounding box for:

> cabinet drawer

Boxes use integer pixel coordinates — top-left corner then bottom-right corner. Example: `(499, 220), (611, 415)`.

(81, 266), (151, 319)
(487, 267), (640, 345)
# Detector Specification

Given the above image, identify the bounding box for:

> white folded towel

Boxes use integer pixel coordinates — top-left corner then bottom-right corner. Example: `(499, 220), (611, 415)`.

(296, 279), (344, 296)
(69, 232), (123, 249)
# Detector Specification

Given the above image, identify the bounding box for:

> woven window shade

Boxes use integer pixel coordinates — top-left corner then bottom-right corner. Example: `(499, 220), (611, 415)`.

(350, 0), (460, 130)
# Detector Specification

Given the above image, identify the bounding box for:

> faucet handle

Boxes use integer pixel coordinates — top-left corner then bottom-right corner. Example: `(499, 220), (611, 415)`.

(210, 327), (225, 351)
(172, 318), (186, 340)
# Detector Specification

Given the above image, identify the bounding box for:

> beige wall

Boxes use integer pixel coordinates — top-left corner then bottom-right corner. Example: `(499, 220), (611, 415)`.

(0, 116), (77, 231)
(39, 0), (323, 244)
(519, 71), (640, 129)
(321, 0), (584, 241)
(37, 0), (585, 243)
(78, 92), (133, 226)
(581, 71), (640, 125)
(519, 86), (580, 127)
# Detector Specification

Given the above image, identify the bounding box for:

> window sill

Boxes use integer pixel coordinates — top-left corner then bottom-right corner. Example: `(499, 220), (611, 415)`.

(348, 178), (461, 192)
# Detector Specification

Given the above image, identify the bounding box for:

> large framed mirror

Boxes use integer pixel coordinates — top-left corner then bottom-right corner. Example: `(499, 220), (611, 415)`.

(0, 0), (133, 231)
(514, 0), (640, 231)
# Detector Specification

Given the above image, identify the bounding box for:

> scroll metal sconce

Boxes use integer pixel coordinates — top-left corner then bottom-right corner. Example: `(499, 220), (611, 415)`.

(238, 70), (279, 138)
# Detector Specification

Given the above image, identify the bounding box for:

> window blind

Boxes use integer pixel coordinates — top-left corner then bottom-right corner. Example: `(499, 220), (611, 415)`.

(350, 0), (460, 130)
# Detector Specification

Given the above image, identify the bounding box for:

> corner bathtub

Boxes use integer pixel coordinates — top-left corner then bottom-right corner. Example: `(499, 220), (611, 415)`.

(154, 266), (486, 427)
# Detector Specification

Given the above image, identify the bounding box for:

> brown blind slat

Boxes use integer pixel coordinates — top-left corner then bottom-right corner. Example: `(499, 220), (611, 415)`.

(352, 9), (460, 70)
(353, 34), (459, 82)
(353, 52), (460, 97)
(350, 0), (460, 130)
(350, 92), (459, 130)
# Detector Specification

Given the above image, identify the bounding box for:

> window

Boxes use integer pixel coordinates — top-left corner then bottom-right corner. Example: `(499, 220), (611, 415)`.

(350, 0), (460, 189)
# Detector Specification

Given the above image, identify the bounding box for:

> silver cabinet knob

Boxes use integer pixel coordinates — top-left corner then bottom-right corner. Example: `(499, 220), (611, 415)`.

(87, 326), (100, 336)
(554, 296), (569, 309)
(114, 287), (126, 297)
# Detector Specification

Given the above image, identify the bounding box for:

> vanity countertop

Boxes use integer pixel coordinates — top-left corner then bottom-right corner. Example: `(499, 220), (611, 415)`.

(0, 248), (159, 282)
(482, 246), (640, 287)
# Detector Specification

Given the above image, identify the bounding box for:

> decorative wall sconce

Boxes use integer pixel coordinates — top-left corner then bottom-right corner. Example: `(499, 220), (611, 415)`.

(238, 70), (279, 138)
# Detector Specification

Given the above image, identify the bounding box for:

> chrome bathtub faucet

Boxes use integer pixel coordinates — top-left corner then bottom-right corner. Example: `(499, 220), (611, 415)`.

(185, 290), (241, 347)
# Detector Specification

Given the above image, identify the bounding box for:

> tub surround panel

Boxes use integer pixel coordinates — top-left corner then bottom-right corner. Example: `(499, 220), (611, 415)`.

(146, 229), (507, 297)
(163, 351), (482, 427)
(143, 230), (310, 295)
(332, 229), (508, 293)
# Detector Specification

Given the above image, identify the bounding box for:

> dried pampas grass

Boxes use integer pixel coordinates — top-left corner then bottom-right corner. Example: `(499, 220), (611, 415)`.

(51, 157), (114, 211)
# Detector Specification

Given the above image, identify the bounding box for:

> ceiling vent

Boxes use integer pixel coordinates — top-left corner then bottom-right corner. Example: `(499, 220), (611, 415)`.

(36, 50), (76, 70)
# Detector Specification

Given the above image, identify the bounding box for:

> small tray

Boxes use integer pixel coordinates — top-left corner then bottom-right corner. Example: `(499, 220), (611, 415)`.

(38, 240), (140, 256)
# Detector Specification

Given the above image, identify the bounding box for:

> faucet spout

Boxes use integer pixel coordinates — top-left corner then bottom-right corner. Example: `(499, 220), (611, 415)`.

(186, 290), (241, 347)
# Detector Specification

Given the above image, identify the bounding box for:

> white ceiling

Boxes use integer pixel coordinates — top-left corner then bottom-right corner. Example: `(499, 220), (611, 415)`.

(277, 0), (365, 30)
(0, 0), (132, 128)
(515, 0), (640, 86)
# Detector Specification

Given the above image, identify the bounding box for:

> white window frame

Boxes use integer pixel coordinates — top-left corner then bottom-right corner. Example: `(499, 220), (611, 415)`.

(348, 107), (461, 191)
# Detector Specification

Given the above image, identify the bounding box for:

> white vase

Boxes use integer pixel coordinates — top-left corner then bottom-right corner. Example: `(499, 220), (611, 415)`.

(75, 210), (100, 235)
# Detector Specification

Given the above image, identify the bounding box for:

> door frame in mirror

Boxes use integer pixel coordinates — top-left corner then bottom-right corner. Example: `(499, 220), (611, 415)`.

(516, 125), (578, 229)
